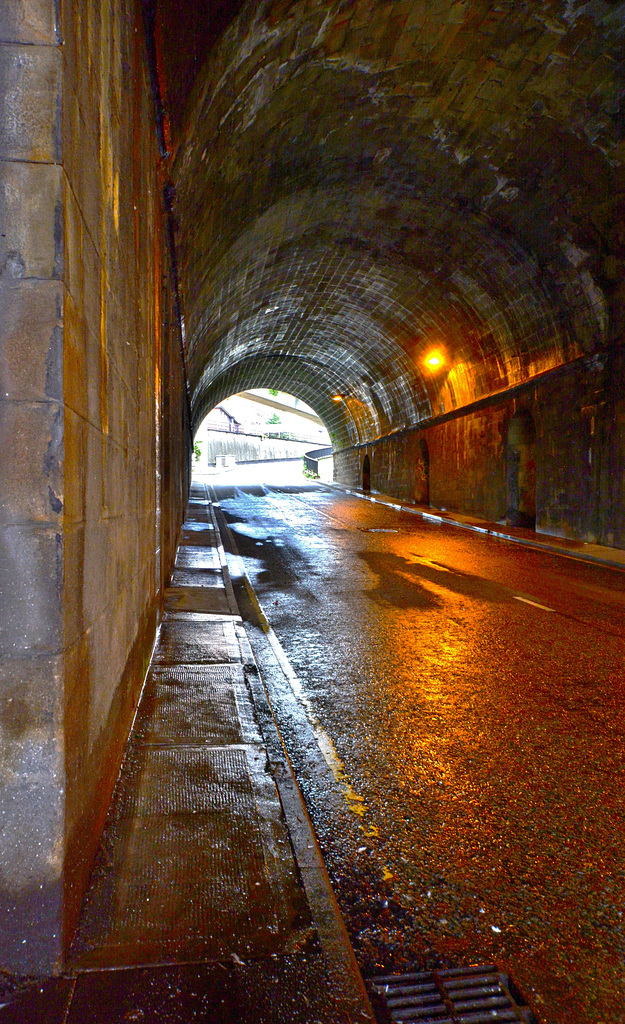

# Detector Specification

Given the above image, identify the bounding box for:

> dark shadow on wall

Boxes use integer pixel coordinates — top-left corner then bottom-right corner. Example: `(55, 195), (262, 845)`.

(506, 410), (536, 529)
(415, 438), (430, 505)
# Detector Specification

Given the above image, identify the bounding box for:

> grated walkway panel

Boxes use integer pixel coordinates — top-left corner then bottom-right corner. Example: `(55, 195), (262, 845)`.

(171, 567), (226, 587)
(72, 752), (276, 965)
(134, 664), (245, 745)
(152, 614), (240, 664)
(175, 545), (221, 569)
(181, 528), (219, 546)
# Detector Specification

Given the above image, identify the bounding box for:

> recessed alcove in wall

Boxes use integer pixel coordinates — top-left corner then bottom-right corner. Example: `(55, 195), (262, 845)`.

(506, 410), (537, 530)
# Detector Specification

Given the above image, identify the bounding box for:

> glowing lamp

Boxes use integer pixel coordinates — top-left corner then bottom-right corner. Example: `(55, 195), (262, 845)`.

(332, 394), (343, 402)
(425, 352), (443, 369)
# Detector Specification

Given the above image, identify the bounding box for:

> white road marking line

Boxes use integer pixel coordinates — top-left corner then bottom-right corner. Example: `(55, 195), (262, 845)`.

(513, 596), (555, 612)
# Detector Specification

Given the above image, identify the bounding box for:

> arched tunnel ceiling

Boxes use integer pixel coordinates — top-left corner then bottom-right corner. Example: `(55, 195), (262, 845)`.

(163, 0), (625, 443)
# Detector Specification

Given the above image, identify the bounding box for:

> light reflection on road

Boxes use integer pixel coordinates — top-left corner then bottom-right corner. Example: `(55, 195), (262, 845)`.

(206, 465), (625, 1024)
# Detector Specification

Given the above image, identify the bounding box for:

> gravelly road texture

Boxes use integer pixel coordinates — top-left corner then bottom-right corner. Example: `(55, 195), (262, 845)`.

(210, 465), (625, 1024)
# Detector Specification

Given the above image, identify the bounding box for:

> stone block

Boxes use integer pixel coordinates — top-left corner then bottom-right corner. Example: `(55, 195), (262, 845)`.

(0, 873), (64, 974)
(80, 261), (104, 433)
(63, 406), (86, 526)
(63, 638), (90, 788)
(62, 103), (101, 249)
(85, 3), (102, 99)
(60, 82), (81, 204)
(0, 0), (57, 45)
(0, 648), (64, 972)
(0, 42), (61, 162)
(0, 279), (62, 401)
(0, 161), (62, 280)
(62, 522), (88, 646)
(0, 524), (62, 655)
(0, 723), (62, 886)
(63, 179), (84, 309)
(103, 436), (127, 518)
(0, 666), (64, 973)
(63, 292), (88, 420)
(0, 652), (62, 734)
(80, 223), (100, 336)
(84, 418), (104, 519)
(104, 307), (130, 403)
(85, 607), (130, 748)
(391, 24), (422, 62)
(86, 517), (119, 623)
(0, 400), (63, 525)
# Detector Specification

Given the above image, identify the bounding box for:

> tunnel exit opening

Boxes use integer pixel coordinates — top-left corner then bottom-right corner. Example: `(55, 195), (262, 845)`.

(506, 410), (536, 529)
(193, 389), (331, 475)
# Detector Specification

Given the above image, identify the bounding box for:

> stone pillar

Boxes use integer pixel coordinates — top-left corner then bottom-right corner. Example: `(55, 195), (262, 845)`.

(0, 0), (65, 974)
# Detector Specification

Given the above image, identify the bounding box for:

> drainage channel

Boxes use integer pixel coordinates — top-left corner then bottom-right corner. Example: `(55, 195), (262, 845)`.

(368, 965), (536, 1024)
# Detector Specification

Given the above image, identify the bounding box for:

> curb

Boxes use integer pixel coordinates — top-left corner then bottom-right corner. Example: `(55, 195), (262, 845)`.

(325, 482), (625, 573)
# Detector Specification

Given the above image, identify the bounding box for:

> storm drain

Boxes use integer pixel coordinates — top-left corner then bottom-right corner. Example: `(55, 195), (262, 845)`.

(369, 965), (535, 1024)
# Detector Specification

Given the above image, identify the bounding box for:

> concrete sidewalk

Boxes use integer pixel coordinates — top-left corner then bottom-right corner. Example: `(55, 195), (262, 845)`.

(1, 482), (374, 1024)
(331, 483), (625, 572)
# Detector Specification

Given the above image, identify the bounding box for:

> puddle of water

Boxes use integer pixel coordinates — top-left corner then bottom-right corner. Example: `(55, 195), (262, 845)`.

(231, 524), (274, 540)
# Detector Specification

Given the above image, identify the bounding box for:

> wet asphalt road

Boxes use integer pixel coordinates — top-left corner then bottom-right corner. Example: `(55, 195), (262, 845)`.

(211, 468), (625, 1024)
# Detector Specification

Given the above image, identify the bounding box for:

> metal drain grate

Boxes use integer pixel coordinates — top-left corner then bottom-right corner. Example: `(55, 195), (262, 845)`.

(369, 965), (535, 1024)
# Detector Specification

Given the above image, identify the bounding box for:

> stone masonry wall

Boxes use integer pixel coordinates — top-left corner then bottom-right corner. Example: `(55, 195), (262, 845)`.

(335, 348), (625, 549)
(61, 0), (167, 957)
(0, 0), (66, 974)
(0, 0), (188, 974)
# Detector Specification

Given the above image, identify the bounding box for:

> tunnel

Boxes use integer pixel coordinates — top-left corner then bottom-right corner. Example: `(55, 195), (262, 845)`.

(1, 0), (624, 982)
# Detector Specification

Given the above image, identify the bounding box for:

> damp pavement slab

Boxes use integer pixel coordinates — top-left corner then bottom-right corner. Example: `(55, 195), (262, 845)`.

(0, 482), (374, 1024)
